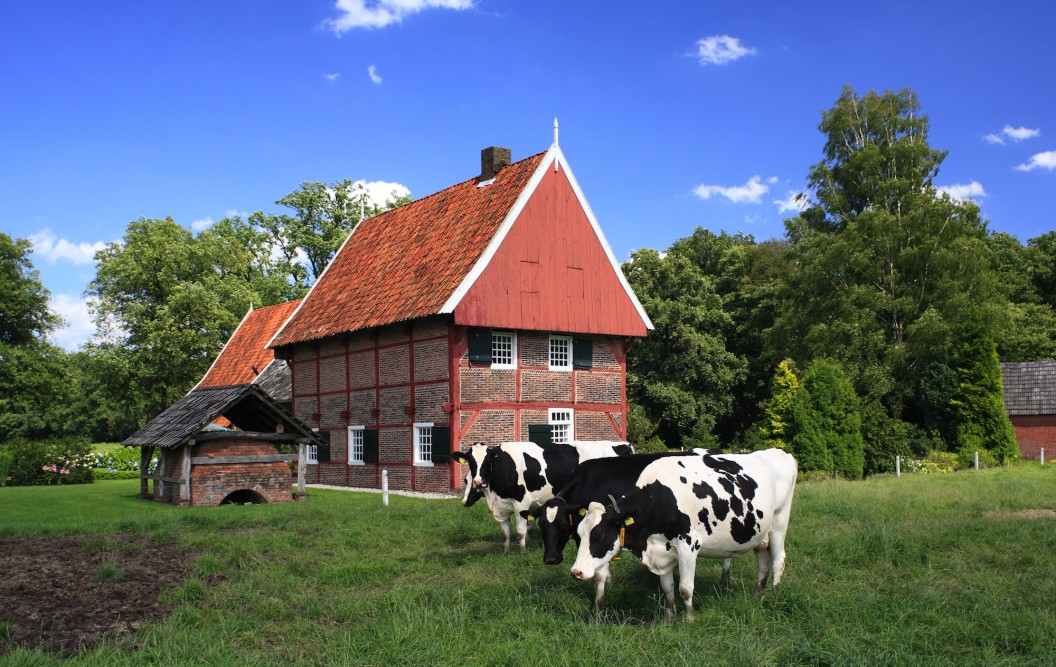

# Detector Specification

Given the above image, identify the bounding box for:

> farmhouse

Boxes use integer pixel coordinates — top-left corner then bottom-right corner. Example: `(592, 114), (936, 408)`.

(1001, 361), (1056, 460)
(267, 137), (653, 493)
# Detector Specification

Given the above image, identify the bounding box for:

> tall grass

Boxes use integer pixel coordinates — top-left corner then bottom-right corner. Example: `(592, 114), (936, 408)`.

(2, 466), (1055, 666)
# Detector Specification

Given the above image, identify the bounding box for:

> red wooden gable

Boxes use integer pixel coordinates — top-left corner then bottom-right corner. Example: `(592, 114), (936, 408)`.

(271, 144), (651, 347)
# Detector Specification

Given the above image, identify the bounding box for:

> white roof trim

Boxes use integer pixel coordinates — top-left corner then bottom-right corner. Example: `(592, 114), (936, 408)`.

(441, 144), (654, 331)
(193, 304), (255, 392)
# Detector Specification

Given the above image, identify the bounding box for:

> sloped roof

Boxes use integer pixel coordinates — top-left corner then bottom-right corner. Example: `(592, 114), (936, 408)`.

(196, 300), (300, 390)
(123, 384), (322, 449)
(1001, 361), (1056, 416)
(270, 151), (550, 347)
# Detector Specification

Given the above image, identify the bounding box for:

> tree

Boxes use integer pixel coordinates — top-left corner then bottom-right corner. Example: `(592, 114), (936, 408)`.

(0, 234), (74, 442)
(623, 249), (747, 448)
(789, 359), (864, 479)
(776, 86), (1006, 467)
(259, 179), (412, 286)
(88, 217), (301, 424)
(947, 321), (1019, 463)
(759, 359), (799, 450)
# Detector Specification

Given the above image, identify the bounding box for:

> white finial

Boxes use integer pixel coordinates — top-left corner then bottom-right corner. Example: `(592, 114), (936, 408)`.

(553, 118), (559, 146)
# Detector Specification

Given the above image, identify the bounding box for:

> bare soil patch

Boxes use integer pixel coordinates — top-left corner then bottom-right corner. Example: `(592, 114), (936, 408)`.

(0, 534), (196, 656)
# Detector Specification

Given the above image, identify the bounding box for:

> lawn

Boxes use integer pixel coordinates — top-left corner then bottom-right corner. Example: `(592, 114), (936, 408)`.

(2, 464), (1055, 666)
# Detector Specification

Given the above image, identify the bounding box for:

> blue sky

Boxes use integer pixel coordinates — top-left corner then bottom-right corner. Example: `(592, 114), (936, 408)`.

(3, 1), (1054, 350)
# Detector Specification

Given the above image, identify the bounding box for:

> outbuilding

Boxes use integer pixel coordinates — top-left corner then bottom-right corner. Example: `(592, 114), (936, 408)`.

(122, 384), (324, 506)
(1001, 361), (1056, 461)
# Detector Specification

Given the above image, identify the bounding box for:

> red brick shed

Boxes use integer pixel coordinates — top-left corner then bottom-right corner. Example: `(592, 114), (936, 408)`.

(1001, 361), (1056, 461)
(122, 384), (325, 506)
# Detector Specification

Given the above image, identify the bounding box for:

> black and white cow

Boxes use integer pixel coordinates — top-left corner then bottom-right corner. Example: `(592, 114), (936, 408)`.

(450, 441), (630, 553)
(524, 450), (732, 607)
(569, 448), (797, 621)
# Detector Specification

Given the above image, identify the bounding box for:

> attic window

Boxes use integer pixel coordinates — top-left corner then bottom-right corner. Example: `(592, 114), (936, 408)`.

(477, 178), (496, 188)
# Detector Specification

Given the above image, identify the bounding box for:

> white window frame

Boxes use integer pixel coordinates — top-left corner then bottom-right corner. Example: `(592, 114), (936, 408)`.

(491, 331), (517, 369)
(347, 425), (365, 465)
(549, 335), (572, 371)
(306, 445), (319, 465)
(548, 408), (574, 444)
(414, 422), (435, 466)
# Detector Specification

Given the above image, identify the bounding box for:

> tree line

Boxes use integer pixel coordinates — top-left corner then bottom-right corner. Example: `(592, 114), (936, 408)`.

(3, 86), (1052, 478)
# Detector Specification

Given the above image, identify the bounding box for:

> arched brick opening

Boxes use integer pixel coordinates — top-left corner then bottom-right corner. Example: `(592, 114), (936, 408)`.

(221, 489), (267, 505)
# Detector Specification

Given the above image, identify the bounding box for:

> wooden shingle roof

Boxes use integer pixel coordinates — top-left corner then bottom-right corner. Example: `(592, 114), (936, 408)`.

(122, 385), (322, 449)
(270, 151), (549, 347)
(1001, 361), (1056, 416)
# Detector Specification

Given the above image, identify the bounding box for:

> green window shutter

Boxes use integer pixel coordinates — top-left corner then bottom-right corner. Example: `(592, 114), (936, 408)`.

(468, 328), (492, 365)
(317, 431), (332, 463)
(528, 424), (554, 446)
(432, 427), (452, 464)
(364, 429), (379, 464)
(573, 338), (593, 370)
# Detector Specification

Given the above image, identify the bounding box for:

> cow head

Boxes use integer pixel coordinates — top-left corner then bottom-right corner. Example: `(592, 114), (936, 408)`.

(450, 442), (489, 507)
(523, 496), (578, 565)
(570, 497), (636, 581)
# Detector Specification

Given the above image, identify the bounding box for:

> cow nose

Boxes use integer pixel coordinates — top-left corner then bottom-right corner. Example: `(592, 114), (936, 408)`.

(571, 568), (584, 580)
(544, 555), (563, 565)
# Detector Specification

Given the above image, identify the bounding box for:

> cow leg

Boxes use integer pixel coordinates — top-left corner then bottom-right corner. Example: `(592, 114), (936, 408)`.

(769, 528), (788, 591)
(592, 562), (612, 608)
(719, 558), (732, 591)
(753, 542), (772, 596)
(678, 557), (697, 622)
(513, 512), (528, 553)
(500, 517), (512, 555)
(659, 571), (677, 621)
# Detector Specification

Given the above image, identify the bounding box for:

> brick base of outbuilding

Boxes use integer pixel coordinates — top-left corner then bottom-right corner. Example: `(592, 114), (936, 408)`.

(153, 437), (295, 506)
(1010, 415), (1056, 461)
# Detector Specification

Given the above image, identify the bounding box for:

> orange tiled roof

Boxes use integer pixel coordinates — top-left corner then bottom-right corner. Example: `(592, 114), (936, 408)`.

(271, 151), (547, 347)
(197, 300), (301, 388)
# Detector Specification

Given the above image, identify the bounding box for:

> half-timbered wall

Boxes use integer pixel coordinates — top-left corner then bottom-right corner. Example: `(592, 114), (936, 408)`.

(289, 316), (453, 493)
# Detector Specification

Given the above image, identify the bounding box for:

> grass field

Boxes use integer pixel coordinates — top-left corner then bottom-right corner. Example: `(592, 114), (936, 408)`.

(2, 464), (1055, 666)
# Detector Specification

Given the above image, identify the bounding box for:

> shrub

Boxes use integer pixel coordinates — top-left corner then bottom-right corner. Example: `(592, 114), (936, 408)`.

(93, 470), (142, 480)
(904, 450), (959, 474)
(94, 445), (154, 473)
(633, 436), (675, 455)
(1, 438), (95, 486)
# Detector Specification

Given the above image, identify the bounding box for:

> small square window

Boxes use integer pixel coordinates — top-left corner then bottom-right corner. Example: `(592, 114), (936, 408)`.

(415, 423), (434, 466)
(549, 408), (574, 444)
(550, 335), (571, 371)
(492, 332), (516, 369)
(348, 426), (365, 465)
(306, 445), (319, 465)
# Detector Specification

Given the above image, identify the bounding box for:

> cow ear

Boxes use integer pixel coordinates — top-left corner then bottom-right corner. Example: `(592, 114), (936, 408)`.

(520, 509), (536, 522)
(450, 451), (467, 464)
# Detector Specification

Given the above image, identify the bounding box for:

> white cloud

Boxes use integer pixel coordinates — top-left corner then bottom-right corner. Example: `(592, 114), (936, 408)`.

(368, 65), (383, 84)
(1015, 151), (1056, 172)
(985, 125), (1041, 145)
(774, 190), (809, 213)
(938, 181), (988, 202)
(325, 0), (473, 33)
(27, 229), (106, 264)
(325, 72), (341, 82)
(353, 179), (411, 206)
(48, 293), (97, 351)
(693, 175), (772, 204)
(191, 217), (215, 231)
(695, 35), (757, 66)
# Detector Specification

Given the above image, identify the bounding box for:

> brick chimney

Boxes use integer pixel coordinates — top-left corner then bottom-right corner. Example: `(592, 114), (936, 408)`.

(480, 146), (511, 180)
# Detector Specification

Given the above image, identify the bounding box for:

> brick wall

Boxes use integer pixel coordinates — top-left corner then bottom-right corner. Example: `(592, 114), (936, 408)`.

(152, 438), (295, 507)
(291, 316), (454, 493)
(1010, 415), (1056, 460)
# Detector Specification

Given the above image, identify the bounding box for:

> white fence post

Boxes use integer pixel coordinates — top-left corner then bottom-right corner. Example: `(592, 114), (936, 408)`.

(382, 469), (389, 507)
(974, 451), (979, 470)
(1041, 448), (1045, 466)
(895, 455), (901, 477)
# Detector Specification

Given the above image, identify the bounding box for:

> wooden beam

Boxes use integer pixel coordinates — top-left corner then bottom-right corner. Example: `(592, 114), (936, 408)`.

(139, 446), (153, 498)
(191, 454), (295, 465)
(180, 445), (191, 503)
(296, 442), (306, 498)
